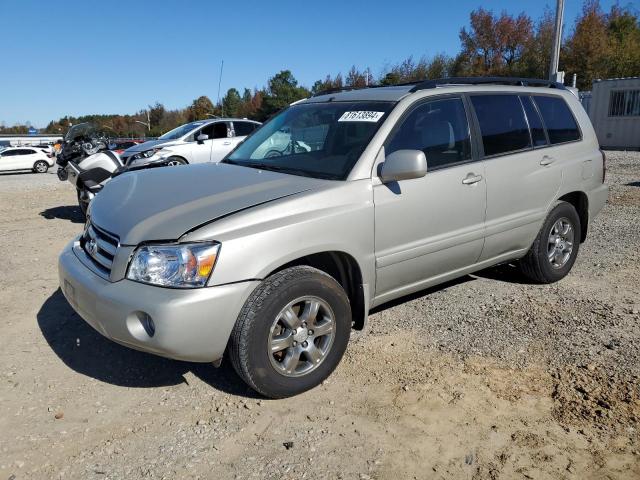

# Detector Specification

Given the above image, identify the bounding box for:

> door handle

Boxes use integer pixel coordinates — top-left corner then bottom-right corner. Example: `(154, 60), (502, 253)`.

(540, 155), (555, 166)
(223, 141), (232, 145)
(462, 174), (483, 185)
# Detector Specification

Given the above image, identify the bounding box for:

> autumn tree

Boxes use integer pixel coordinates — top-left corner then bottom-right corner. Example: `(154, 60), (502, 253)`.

(221, 88), (242, 117)
(188, 95), (215, 121)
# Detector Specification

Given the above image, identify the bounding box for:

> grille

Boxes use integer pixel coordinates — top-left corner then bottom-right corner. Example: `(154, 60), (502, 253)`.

(81, 222), (119, 275)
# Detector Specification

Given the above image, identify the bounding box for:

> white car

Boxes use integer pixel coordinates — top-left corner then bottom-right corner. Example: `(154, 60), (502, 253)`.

(0, 146), (54, 173)
(121, 118), (261, 167)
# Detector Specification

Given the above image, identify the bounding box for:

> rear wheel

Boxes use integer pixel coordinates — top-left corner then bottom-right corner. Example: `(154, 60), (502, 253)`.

(229, 266), (351, 398)
(33, 160), (49, 173)
(519, 201), (581, 283)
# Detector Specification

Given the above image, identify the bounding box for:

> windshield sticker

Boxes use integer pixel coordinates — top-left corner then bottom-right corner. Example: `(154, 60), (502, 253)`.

(338, 111), (385, 122)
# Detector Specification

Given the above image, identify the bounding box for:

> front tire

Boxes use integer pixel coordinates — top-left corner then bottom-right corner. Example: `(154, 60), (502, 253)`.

(166, 156), (187, 166)
(33, 160), (49, 173)
(229, 266), (351, 398)
(519, 201), (581, 283)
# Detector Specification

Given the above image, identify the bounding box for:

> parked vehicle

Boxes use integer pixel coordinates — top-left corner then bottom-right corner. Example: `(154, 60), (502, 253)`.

(58, 77), (608, 398)
(0, 146), (54, 173)
(120, 118), (261, 166)
(109, 140), (141, 155)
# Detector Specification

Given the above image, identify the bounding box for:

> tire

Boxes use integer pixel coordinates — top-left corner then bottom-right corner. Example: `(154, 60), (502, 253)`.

(77, 189), (89, 219)
(33, 160), (49, 173)
(519, 201), (581, 284)
(229, 266), (352, 398)
(166, 156), (187, 166)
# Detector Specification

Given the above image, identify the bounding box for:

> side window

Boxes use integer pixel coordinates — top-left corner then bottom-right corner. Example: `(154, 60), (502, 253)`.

(1, 150), (15, 157)
(521, 96), (548, 147)
(212, 122), (229, 139)
(233, 122), (258, 136)
(470, 94), (531, 156)
(198, 123), (217, 140)
(533, 95), (581, 144)
(24, 149), (36, 155)
(386, 97), (472, 170)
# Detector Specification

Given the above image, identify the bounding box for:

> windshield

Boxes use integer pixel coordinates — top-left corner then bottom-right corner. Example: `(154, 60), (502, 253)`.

(64, 123), (99, 142)
(224, 101), (394, 180)
(158, 121), (206, 140)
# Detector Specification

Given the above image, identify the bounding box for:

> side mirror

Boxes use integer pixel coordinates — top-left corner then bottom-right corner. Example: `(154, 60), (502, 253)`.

(380, 149), (427, 183)
(196, 133), (209, 144)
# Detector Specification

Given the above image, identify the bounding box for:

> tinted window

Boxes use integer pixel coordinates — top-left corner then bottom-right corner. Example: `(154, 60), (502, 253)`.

(234, 122), (258, 136)
(471, 95), (531, 156)
(387, 97), (471, 170)
(1, 150), (16, 157)
(521, 96), (547, 147)
(533, 96), (580, 144)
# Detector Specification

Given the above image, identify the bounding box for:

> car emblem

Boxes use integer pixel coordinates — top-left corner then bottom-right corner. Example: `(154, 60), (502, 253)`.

(86, 238), (98, 257)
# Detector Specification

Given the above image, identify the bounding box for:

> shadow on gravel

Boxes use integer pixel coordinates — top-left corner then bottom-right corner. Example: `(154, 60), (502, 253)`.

(473, 263), (538, 285)
(40, 205), (85, 224)
(37, 289), (260, 398)
(370, 276), (475, 314)
(628, 181), (640, 187)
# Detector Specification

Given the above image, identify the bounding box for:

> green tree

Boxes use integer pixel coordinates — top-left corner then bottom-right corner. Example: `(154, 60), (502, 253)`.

(258, 70), (310, 120)
(221, 88), (242, 117)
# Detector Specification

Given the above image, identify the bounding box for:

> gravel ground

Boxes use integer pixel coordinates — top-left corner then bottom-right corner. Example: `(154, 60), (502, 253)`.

(0, 152), (639, 479)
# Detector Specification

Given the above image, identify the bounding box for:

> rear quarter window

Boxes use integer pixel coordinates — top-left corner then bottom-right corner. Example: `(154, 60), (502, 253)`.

(533, 95), (581, 144)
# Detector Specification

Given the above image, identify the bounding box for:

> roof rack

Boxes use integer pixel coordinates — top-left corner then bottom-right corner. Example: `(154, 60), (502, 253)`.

(409, 77), (566, 92)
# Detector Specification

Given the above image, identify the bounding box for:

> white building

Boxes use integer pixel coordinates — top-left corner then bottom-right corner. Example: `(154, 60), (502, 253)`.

(0, 134), (64, 147)
(587, 77), (640, 150)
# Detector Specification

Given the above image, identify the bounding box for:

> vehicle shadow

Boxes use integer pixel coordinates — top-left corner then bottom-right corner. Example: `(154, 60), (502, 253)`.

(370, 276), (474, 314)
(40, 205), (85, 224)
(628, 181), (640, 187)
(37, 289), (260, 398)
(472, 263), (538, 285)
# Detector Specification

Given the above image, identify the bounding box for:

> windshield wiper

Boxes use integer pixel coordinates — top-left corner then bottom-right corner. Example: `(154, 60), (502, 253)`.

(222, 160), (338, 180)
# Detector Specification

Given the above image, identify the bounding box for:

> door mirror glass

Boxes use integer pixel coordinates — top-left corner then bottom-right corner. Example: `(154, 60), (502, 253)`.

(196, 133), (209, 144)
(380, 149), (427, 183)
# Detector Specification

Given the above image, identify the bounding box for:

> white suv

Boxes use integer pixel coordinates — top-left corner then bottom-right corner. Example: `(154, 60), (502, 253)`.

(0, 146), (54, 173)
(121, 118), (261, 167)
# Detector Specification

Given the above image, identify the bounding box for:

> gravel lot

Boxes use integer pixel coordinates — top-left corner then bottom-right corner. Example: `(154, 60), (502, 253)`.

(1, 152), (639, 479)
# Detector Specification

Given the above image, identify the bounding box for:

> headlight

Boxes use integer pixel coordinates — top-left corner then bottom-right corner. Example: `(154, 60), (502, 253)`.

(142, 148), (161, 158)
(128, 148), (163, 166)
(127, 242), (220, 288)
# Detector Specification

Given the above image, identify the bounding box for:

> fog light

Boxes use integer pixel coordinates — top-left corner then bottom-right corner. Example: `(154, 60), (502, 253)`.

(139, 312), (155, 337)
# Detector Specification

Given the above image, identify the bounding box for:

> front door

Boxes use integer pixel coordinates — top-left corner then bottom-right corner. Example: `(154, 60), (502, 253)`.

(210, 122), (234, 162)
(374, 96), (486, 303)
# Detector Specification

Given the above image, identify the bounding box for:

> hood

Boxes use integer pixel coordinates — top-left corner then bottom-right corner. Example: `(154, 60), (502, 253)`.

(122, 139), (178, 155)
(89, 163), (326, 245)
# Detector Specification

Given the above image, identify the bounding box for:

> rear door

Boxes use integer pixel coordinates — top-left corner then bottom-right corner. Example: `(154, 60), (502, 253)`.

(0, 149), (20, 171)
(374, 95), (486, 301)
(469, 93), (562, 261)
(209, 122), (234, 162)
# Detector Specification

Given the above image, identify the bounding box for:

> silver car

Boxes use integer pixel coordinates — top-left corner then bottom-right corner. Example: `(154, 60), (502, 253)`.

(58, 78), (608, 398)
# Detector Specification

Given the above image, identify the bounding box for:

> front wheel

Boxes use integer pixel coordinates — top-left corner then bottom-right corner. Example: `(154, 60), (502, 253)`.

(166, 156), (187, 166)
(33, 160), (49, 173)
(229, 266), (352, 398)
(77, 189), (89, 219)
(519, 201), (581, 283)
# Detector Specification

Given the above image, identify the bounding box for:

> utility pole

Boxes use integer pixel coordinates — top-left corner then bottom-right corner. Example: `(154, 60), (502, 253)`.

(549, 0), (565, 83)
(217, 60), (224, 116)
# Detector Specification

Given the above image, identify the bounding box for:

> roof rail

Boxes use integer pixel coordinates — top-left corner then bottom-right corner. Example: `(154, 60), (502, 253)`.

(409, 77), (566, 92)
(311, 86), (363, 97)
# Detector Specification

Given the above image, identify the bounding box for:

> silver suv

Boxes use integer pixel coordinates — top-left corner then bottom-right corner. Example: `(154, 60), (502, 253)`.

(58, 77), (608, 398)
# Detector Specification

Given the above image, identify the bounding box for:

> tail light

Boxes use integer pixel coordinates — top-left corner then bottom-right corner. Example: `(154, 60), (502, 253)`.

(600, 149), (606, 183)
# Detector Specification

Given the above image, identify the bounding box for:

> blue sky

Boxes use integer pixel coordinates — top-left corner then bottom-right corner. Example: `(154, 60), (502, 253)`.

(0, 0), (631, 127)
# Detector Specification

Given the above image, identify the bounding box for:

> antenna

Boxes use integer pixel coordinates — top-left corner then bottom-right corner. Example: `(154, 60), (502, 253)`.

(217, 60), (224, 115)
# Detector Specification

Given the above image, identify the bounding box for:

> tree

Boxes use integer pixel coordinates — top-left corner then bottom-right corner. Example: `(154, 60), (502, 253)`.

(188, 95), (215, 121)
(562, 0), (611, 90)
(221, 88), (242, 117)
(311, 74), (343, 94)
(606, 5), (640, 79)
(459, 8), (534, 75)
(345, 66), (373, 88)
(258, 70), (309, 120)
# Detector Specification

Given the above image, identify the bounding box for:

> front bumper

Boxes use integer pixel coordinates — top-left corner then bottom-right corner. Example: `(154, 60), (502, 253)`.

(58, 239), (259, 362)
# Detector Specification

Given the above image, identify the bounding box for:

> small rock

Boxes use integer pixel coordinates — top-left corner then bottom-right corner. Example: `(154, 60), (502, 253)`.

(197, 419), (207, 426)
(54, 412), (64, 420)
(283, 441), (294, 450)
